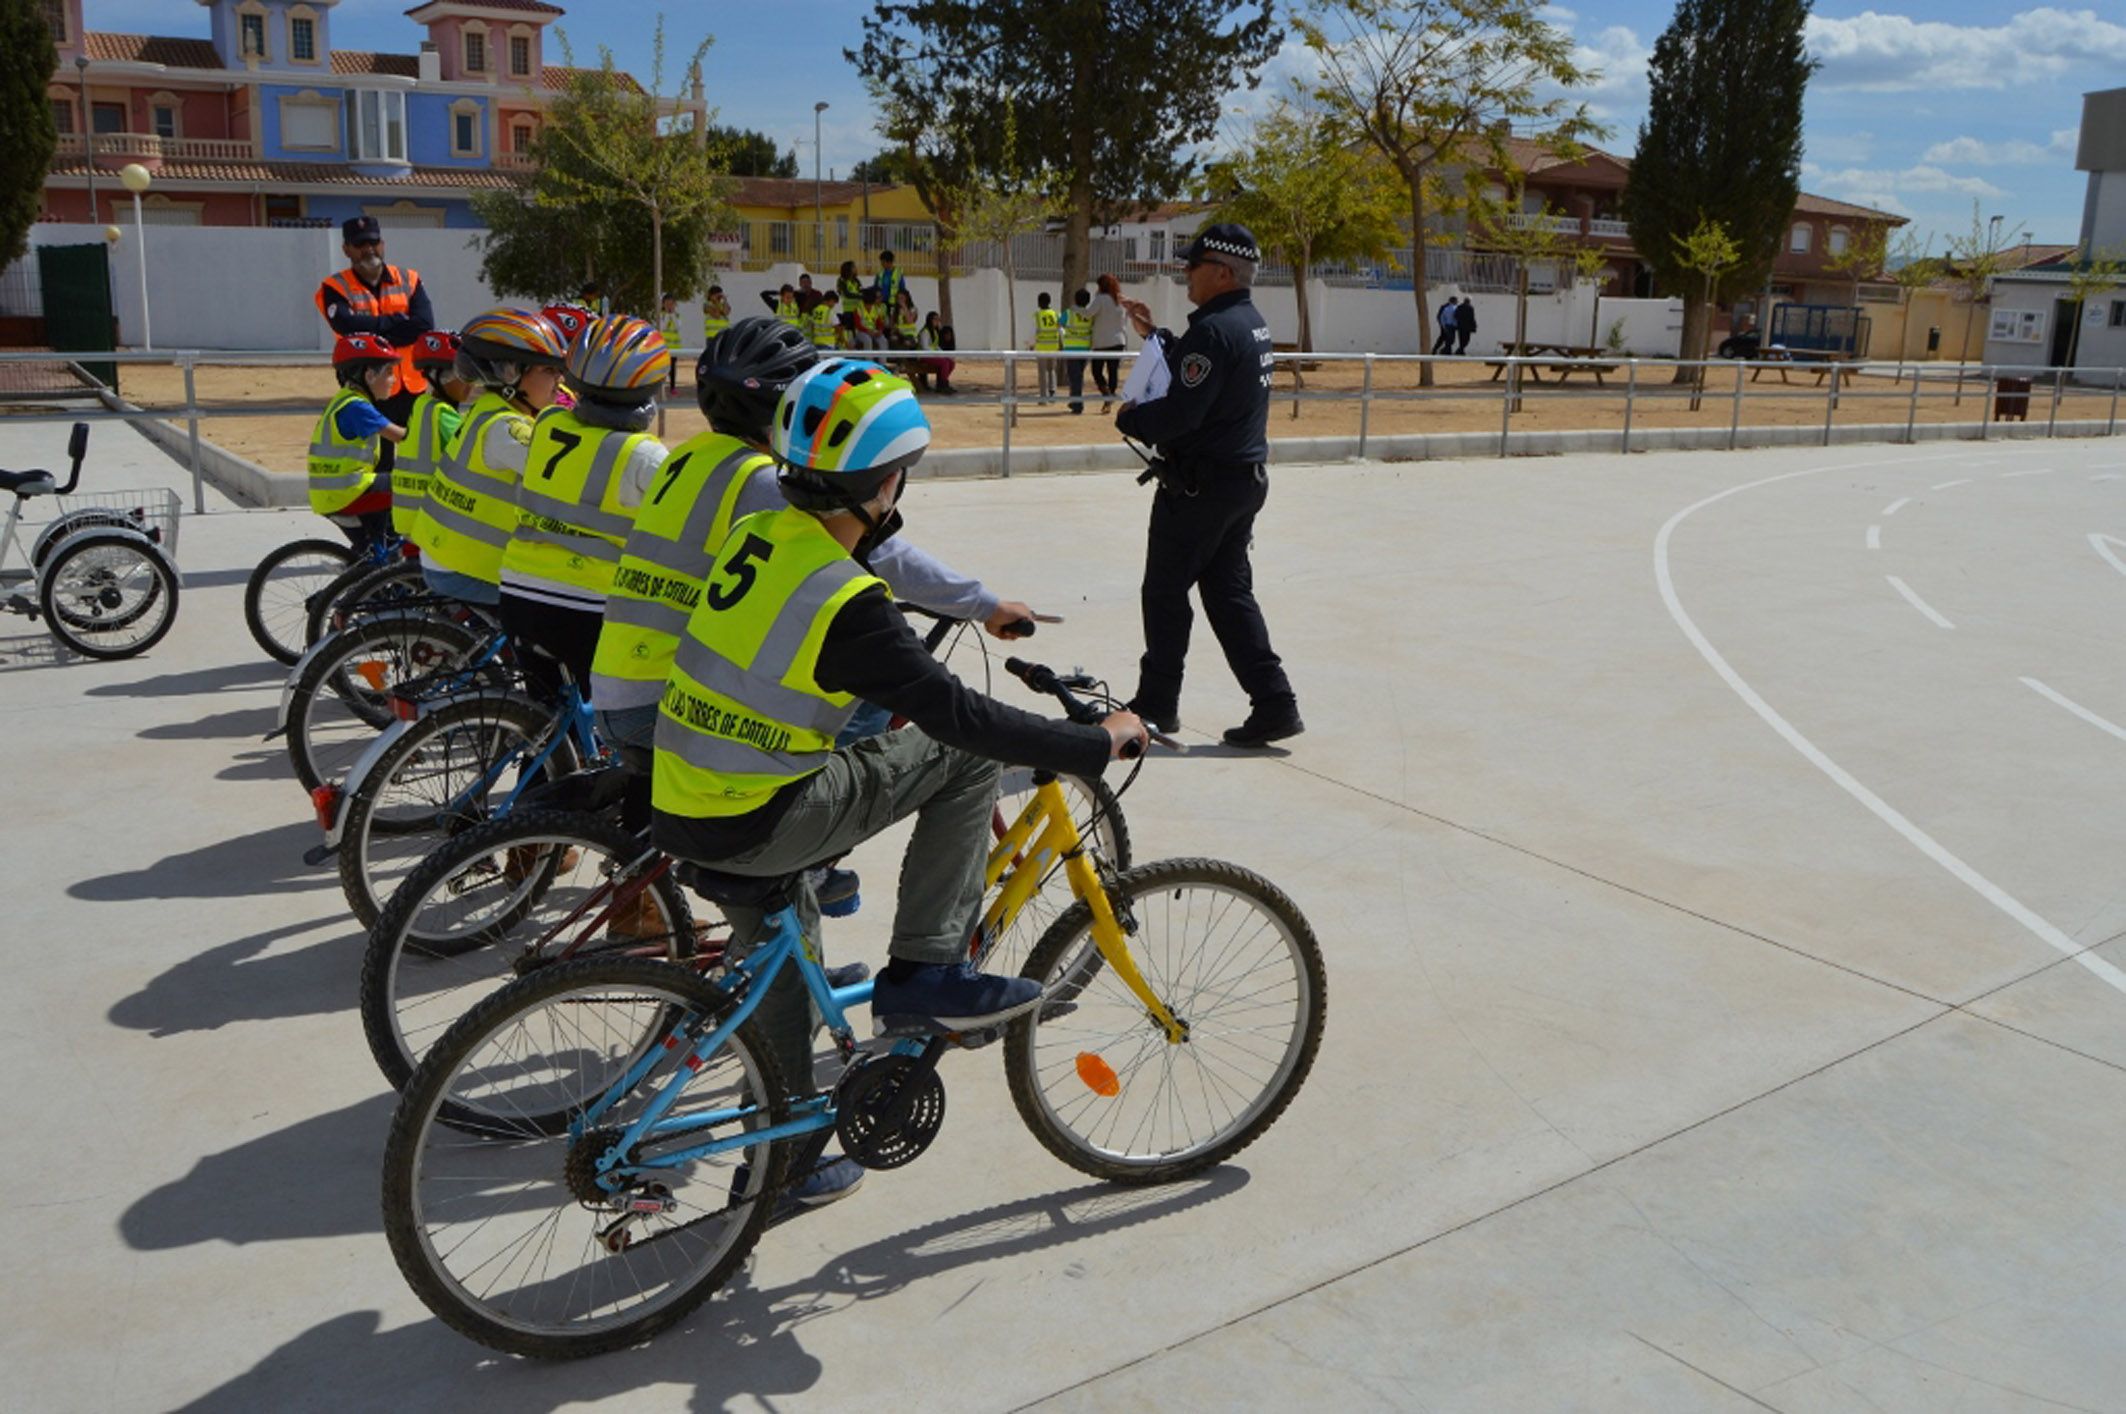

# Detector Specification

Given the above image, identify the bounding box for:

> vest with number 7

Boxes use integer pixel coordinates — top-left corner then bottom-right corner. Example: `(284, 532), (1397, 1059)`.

(653, 507), (886, 820)
(499, 411), (655, 598)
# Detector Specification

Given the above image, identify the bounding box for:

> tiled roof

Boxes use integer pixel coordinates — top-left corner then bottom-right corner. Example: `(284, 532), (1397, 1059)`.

(1998, 242), (2077, 272)
(1792, 192), (1907, 223)
(48, 154), (523, 190)
(1486, 133), (1908, 225)
(332, 51), (421, 78)
(81, 32), (223, 69)
(729, 176), (878, 209)
(538, 65), (644, 93)
(406, 0), (563, 15)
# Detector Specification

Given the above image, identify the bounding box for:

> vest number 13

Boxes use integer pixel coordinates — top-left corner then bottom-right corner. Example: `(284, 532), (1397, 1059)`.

(704, 533), (774, 611)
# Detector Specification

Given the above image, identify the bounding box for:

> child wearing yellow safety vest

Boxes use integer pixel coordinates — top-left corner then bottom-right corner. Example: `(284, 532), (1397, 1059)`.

(390, 330), (472, 540)
(1063, 287), (1095, 414)
(808, 290), (843, 350)
(309, 333), (407, 554)
(1032, 292), (1061, 401)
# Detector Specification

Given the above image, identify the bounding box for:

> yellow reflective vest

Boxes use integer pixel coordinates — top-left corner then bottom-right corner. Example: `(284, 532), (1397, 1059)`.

(390, 391), (462, 537)
(307, 386), (381, 516)
(703, 302), (731, 338)
(653, 507), (884, 820)
(499, 412), (656, 599)
(1033, 307), (1061, 351)
(590, 432), (767, 709)
(809, 303), (842, 349)
(411, 391), (528, 584)
(1063, 307), (1094, 350)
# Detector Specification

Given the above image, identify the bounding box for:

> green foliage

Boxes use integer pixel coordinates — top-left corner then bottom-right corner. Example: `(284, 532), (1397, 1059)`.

(948, 101), (1059, 371)
(1201, 95), (1402, 350)
(1669, 213), (1743, 359)
(850, 151), (902, 183)
(2065, 246), (2125, 368)
(705, 124), (797, 177)
(852, 1), (1282, 295)
(1621, 0), (1815, 302)
(0, 0), (59, 264)
(474, 17), (731, 312)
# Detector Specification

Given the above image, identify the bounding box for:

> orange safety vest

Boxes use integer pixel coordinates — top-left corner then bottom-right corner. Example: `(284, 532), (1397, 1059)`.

(315, 264), (429, 395)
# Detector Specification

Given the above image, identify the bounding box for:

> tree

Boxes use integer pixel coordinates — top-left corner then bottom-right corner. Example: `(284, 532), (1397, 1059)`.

(1298, 0), (1600, 387)
(484, 19), (730, 317)
(853, 2), (1281, 302)
(704, 124), (797, 177)
(1470, 184), (1573, 408)
(1199, 93), (1403, 388)
(850, 151), (902, 184)
(1941, 201), (2025, 405)
(2063, 247), (2126, 377)
(1671, 213), (1742, 403)
(1622, 0), (1815, 383)
(948, 103), (1059, 418)
(1822, 222), (1889, 356)
(0, 0), (58, 263)
(1573, 245), (1615, 349)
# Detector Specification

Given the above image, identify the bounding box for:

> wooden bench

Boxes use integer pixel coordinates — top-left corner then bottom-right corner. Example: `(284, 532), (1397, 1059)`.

(1545, 360), (1619, 385)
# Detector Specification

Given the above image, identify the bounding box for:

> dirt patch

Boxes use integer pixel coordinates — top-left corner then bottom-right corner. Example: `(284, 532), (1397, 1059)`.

(80, 358), (2125, 477)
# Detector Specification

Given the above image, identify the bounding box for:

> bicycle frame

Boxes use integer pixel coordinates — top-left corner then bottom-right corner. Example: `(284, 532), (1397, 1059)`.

(578, 774), (1185, 1195)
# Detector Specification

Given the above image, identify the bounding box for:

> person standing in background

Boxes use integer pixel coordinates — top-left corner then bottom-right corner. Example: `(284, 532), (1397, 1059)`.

(1089, 273), (1127, 414)
(1454, 296), (1477, 355)
(314, 215), (435, 467)
(1062, 288), (1095, 414)
(876, 249), (907, 318)
(1431, 297), (1458, 356)
(702, 285), (731, 341)
(1032, 292), (1060, 402)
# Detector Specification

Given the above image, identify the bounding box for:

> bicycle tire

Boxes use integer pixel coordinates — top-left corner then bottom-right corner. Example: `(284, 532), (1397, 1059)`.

(335, 694), (580, 928)
(306, 556), (423, 646)
(978, 769), (1131, 978)
(361, 807), (699, 1095)
(381, 956), (787, 1359)
(1004, 857), (1326, 1185)
(285, 613), (489, 793)
(39, 533), (179, 660)
(245, 538), (353, 665)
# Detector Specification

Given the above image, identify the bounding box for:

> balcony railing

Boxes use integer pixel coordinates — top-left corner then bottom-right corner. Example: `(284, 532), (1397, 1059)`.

(1587, 218), (1631, 239)
(1507, 212), (1583, 235)
(494, 150), (538, 171)
(55, 133), (255, 164)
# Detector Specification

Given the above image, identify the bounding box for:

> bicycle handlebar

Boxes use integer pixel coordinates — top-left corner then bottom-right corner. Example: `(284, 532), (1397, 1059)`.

(1005, 656), (1170, 760)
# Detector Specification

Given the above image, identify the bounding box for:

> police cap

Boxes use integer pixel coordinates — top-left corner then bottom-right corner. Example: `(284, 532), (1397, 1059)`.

(1180, 222), (1261, 267)
(341, 215), (382, 244)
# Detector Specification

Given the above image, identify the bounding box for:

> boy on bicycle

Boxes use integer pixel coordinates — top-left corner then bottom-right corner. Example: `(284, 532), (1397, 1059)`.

(652, 359), (1146, 1209)
(389, 330), (471, 541)
(310, 334), (407, 554)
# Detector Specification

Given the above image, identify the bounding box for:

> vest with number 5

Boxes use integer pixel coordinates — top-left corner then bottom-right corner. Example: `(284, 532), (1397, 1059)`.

(500, 411), (656, 599)
(653, 507), (886, 820)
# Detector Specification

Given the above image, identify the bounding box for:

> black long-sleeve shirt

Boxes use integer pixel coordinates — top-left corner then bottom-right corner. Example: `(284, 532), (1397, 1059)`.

(1113, 288), (1272, 468)
(659, 586), (1112, 859)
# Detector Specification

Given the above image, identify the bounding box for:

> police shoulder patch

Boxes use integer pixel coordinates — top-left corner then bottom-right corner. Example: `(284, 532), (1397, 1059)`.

(1180, 352), (1214, 388)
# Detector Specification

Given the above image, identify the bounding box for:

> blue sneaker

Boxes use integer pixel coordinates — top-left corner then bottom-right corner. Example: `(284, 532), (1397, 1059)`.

(870, 959), (1041, 1036)
(813, 866), (861, 919)
(824, 960), (870, 989)
(731, 1149), (866, 1225)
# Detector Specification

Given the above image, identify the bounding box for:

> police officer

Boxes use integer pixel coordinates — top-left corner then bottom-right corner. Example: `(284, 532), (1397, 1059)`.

(315, 216), (435, 439)
(1114, 222), (1302, 748)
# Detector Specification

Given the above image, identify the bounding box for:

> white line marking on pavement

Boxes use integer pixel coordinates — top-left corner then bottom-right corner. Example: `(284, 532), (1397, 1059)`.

(1867, 525), (1882, 550)
(1882, 497), (1911, 517)
(2093, 473), (2123, 482)
(2000, 468), (2055, 478)
(1886, 575), (1954, 628)
(1656, 458), (2126, 1001)
(2090, 534), (2126, 578)
(1931, 478), (1972, 490)
(2021, 677), (2126, 744)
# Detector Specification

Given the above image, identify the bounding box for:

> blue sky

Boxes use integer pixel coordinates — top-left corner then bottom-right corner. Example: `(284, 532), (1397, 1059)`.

(84, 1), (2120, 247)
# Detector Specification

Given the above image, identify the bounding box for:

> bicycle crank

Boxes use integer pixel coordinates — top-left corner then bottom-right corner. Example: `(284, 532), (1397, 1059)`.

(834, 1053), (946, 1169)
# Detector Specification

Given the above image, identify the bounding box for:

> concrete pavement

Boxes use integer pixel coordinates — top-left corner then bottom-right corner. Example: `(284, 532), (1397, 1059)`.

(3, 414), (2124, 1411)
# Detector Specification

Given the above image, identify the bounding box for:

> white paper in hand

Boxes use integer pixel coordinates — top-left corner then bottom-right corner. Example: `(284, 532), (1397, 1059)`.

(1121, 334), (1170, 406)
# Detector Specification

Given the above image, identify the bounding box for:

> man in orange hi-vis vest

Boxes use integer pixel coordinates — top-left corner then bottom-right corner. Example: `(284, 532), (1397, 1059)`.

(315, 216), (436, 436)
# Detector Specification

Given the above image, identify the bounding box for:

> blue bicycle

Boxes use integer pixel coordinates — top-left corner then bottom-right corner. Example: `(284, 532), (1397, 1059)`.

(379, 658), (1327, 1359)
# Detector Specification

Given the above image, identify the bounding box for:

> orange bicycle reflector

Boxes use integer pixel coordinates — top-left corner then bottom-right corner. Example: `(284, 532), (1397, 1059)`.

(1075, 1051), (1120, 1098)
(354, 659), (389, 691)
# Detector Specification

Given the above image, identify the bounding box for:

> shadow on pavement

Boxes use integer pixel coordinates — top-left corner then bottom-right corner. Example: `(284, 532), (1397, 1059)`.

(0, 628), (82, 673)
(137, 704), (282, 740)
(70, 819), (338, 901)
(182, 567), (258, 590)
(83, 659), (284, 698)
(170, 1168), (1249, 1411)
(218, 746), (293, 783)
(107, 913), (358, 1036)
(1165, 741), (1295, 760)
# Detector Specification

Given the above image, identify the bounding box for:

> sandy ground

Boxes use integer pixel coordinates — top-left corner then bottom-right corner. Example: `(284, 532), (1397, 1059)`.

(82, 357), (2126, 476)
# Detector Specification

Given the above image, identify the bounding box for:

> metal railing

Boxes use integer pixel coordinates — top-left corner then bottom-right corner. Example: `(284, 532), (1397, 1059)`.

(0, 348), (2118, 507)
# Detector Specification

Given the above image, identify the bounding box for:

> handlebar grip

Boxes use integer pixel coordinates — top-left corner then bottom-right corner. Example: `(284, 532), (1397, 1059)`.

(1001, 618), (1035, 638)
(1117, 735), (1144, 761)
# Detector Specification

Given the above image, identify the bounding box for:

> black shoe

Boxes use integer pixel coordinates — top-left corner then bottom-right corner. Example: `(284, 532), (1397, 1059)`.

(1222, 702), (1303, 748)
(1127, 700), (1179, 735)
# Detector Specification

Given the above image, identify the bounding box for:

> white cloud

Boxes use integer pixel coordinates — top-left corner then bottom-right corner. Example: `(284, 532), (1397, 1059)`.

(1806, 8), (2126, 91)
(1571, 24), (1650, 98)
(1917, 129), (2078, 165)
(1804, 162), (2009, 200)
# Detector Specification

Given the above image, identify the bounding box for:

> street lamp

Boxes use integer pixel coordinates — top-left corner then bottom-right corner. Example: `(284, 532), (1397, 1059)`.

(119, 163), (153, 350)
(814, 101), (828, 271)
(1988, 213), (2003, 250)
(75, 55), (95, 221)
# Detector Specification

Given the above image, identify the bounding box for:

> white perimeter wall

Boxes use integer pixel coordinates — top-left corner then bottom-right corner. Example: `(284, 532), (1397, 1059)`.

(26, 224), (1685, 360)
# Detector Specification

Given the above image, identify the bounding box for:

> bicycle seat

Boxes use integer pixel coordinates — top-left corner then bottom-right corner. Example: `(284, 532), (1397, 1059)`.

(0, 469), (57, 497)
(676, 862), (801, 912)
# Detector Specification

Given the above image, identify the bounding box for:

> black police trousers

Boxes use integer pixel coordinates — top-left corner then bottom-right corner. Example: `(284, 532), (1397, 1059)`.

(1135, 466), (1293, 718)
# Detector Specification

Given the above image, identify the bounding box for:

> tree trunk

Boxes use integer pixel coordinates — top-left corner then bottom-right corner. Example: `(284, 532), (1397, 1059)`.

(1061, 64), (1095, 301)
(1004, 251), (1018, 427)
(1508, 265), (1529, 412)
(1407, 171), (1434, 389)
(1673, 293), (1708, 385)
(1953, 295), (1977, 406)
(934, 217), (955, 331)
(1589, 288), (1602, 350)
(1292, 254), (1312, 420)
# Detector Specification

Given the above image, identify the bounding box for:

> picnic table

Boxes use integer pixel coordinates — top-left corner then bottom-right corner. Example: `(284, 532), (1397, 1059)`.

(1485, 341), (1621, 386)
(1746, 346), (1860, 388)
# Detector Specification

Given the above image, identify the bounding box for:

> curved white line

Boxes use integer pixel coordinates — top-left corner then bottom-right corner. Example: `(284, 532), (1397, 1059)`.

(2022, 678), (2126, 744)
(1931, 478), (1973, 490)
(1882, 497), (1911, 517)
(1867, 525), (1882, 550)
(1885, 575), (1954, 628)
(2090, 533), (2126, 579)
(1656, 461), (2126, 999)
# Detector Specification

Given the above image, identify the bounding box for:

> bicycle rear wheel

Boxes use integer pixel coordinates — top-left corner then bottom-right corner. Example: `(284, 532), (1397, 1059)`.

(286, 613), (489, 792)
(381, 956), (786, 1359)
(40, 533), (179, 660)
(245, 538), (353, 665)
(307, 556), (423, 646)
(1004, 857), (1325, 1185)
(361, 808), (702, 1095)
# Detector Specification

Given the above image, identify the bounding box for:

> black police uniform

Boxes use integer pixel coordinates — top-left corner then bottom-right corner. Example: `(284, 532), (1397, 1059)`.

(1114, 225), (1298, 741)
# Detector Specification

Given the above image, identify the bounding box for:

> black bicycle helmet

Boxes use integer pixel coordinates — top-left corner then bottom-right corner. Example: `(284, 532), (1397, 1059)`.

(696, 316), (818, 441)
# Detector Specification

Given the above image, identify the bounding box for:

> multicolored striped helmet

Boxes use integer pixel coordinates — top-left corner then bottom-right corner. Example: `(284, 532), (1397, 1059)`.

(407, 329), (460, 371)
(772, 359), (930, 510)
(565, 314), (671, 403)
(456, 307), (567, 392)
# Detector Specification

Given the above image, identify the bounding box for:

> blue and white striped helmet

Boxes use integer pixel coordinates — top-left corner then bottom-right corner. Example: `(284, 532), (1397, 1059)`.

(772, 359), (931, 509)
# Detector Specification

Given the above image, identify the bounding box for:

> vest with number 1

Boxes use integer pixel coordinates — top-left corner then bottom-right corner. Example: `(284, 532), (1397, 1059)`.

(589, 432), (766, 706)
(501, 413), (653, 598)
(307, 387), (381, 516)
(389, 391), (457, 536)
(1063, 307), (1094, 350)
(653, 508), (884, 820)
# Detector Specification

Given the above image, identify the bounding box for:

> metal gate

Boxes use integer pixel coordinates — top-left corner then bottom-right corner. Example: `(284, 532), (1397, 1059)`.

(36, 243), (118, 392)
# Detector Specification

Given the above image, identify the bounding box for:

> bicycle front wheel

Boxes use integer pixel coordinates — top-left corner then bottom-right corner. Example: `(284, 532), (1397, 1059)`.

(245, 538), (352, 664)
(361, 808), (701, 1095)
(40, 533), (179, 659)
(1005, 857), (1325, 1185)
(307, 556), (423, 645)
(381, 956), (786, 1359)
